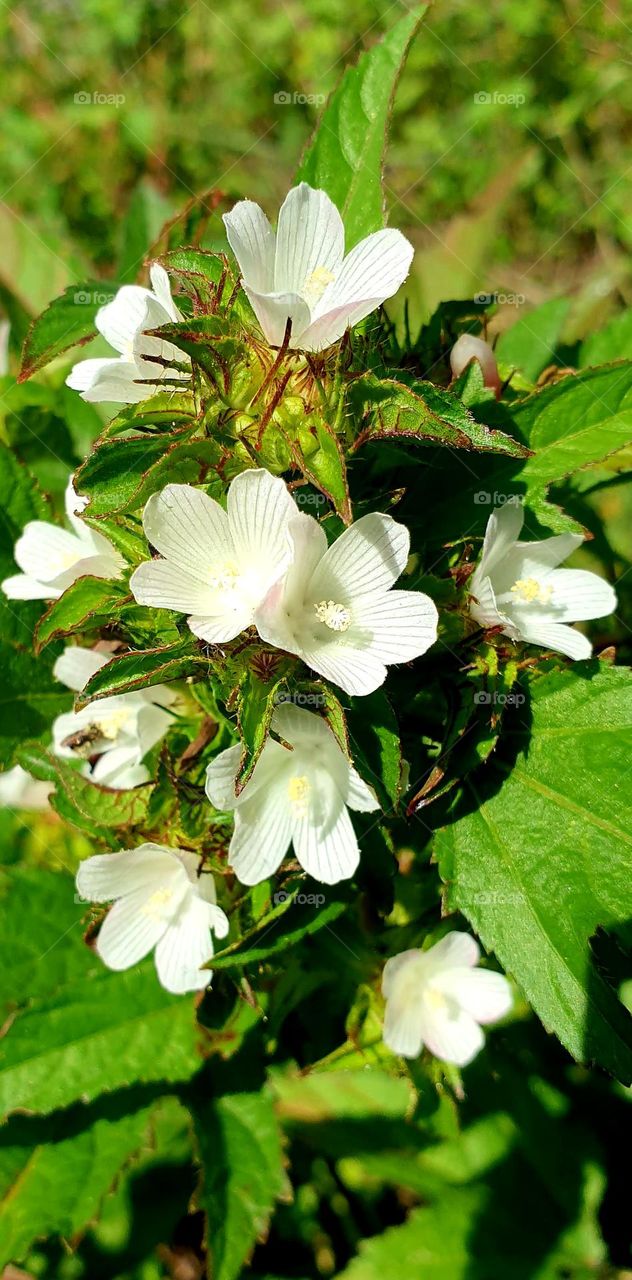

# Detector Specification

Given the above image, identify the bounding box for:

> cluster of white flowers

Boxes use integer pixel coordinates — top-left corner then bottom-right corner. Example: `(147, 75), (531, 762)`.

(1, 184), (618, 1058)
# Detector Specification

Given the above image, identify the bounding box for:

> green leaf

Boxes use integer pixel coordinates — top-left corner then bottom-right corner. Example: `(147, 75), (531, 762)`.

(349, 375), (527, 457)
(75, 424), (222, 517)
(578, 309), (632, 368)
(495, 298), (571, 384)
(292, 412), (352, 523)
(191, 1087), (286, 1280)
(434, 664), (632, 1083)
(295, 8), (426, 247)
(235, 660), (294, 793)
(0, 641), (69, 768)
(18, 283), (119, 382)
(0, 868), (89, 1009)
(17, 742), (151, 837)
(34, 576), (131, 652)
(0, 965), (201, 1118)
(76, 637), (211, 706)
(0, 445), (50, 645)
(0, 1097), (156, 1266)
(272, 1066), (414, 1124)
(347, 690), (401, 811)
(209, 879), (351, 970)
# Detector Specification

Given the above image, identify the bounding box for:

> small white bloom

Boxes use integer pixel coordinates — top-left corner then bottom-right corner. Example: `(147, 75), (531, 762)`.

(450, 334), (500, 396)
(255, 511), (438, 696)
(2, 477), (124, 601)
(66, 264), (189, 404)
(223, 183), (414, 352)
(76, 843), (229, 994)
(130, 468), (298, 644)
(470, 501), (617, 659)
(0, 765), (52, 811)
(205, 702), (379, 886)
(53, 646), (176, 789)
(382, 932), (512, 1066)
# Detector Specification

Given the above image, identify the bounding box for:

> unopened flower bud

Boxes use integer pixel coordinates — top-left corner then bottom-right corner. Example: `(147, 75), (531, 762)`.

(450, 334), (501, 397)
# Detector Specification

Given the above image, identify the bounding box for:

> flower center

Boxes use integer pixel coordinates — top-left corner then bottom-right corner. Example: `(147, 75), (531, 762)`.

(302, 265), (335, 305)
(287, 774), (311, 817)
(96, 708), (132, 740)
(208, 562), (240, 593)
(314, 599), (351, 632)
(142, 886), (176, 919)
(511, 576), (553, 606)
(425, 986), (447, 1011)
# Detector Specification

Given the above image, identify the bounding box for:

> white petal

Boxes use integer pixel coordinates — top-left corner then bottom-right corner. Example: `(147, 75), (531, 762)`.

(419, 1002), (485, 1067)
(223, 199), (276, 293)
(469, 572), (506, 631)
(381, 949), (420, 999)
(76, 844), (181, 902)
(142, 484), (232, 579)
(0, 765), (51, 810)
(205, 744), (242, 810)
(255, 513), (327, 651)
(518, 620), (593, 659)
(53, 645), (109, 692)
(297, 639), (388, 697)
(545, 568), (617, 622)
(302, 228), (413, 350)
(96, 888), (168, 971)
(309, 513), (409, 604)
(274, 184), (344, 294)
(514, 532), (583, 571)
(90, 746), (148, 790)
(346, 765), (380, 812)
(154, 894), (214, 994)
(242, 285), (311, 348)
(135, 701), (172, 756)
(435, 967), (513, 1025)
(66, 356), (149, 403)
(188, 607), (253, 644)
(95, 285), (155, 352)
(227, 469), (296, 578)
(228, 785), (293, 885)
(478, 502), (524, 577)
(383, 963), (426, 1058)
(13, 522), (83, 584)
(1, 573), (57, 600)
(450, 334), (500, 393)
(149, 263), (178, 319)
(426, 931), (480, 971)
(351, 589), (438, 664)
(292, 801), (359, 884)
(130, 560), (222, 617)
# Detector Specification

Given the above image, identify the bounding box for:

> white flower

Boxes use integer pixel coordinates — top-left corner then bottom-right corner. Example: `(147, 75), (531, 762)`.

(76, 843), (229, 994)
(255, 511), (438, 696)
(469, 501), (617, 659)
(223, 183), (414, 353)
(2, 477), (124, 601)
(66, 264), (189, 404)
(130, 468), (298, 644)
(205, 702), (379, 886)
(52, 646), (176, 789)
(382, 932), (512, 1066)
(0, 765), (52, 811)
(450, 333), (500, 396)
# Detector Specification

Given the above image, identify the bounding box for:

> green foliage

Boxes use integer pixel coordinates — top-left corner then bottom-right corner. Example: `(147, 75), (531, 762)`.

(18, 283), (119, 381)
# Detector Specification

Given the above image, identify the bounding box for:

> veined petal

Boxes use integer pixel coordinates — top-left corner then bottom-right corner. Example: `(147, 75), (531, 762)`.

(154, 894), (214, 993)
(515, 531), (583, 571)
(76, 844), (181, 902)
(478, 501), (524, 578)
(241, 284), (311, 348)
(188, 606), (253, 644)
(228, 786), (293, 885)
(301, 228), (413, 349)
(346, 765), (380, 812)
(255, 513), (327, 651)
(469, 572), (507, 631)
(96, 887), (168, 971)
(351, 589), (438, 663)
(142, 484), (232, 580)
(274, 184), (344, 295)
(223, 199), (276, 293)
(419, 1001), (485, 1067)
(292, 801), (359, 884)
(435, 967), (513, 1025)
(205, 744), (242, 811)
(309, 513), (409, 604)
(130, 560), (222, 616)
(227, 469), (296, 579)
(53, 645), (109, 692)
(298, 639), (388, 697)
(544, 568), (617, 621)
(518, 620), (593, 660)
(66, 356), (150, 403)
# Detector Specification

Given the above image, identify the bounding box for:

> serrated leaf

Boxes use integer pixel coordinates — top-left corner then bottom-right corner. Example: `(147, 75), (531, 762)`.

(235, 661), (294, 793)
(295, 9), (425, 247)
(349, 375), (527, 457)
(18, 283), (119, 382)
(75, 424), (223, 517)
(434, 663), (632, 1083)
(17, 741), (152, 836)
(76, 637), (211, 706)
(292, 413), (352, 523)
(34, 576), (131, 652)
(0, 965), (201, 1118)
(191, 1087), (286, 1280)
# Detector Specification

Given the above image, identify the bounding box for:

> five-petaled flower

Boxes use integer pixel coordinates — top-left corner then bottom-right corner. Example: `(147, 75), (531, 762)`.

(255, 510), (439, 695)
(223, 183), (414, 352)
(76, 843), (229, 994)
(382, 932), (513, 1066)
(469, 500), (617, 659)
(205, 702), (379, 885)
(53, 646), (176, 789)
(1, 477), (124, 601)
(66, 264), (189, 404)
(130, 469), (297, 643)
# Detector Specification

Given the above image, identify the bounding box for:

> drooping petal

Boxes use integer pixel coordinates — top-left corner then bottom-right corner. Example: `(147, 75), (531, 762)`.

(351, 589), (438, 663)
(292, 800), (360, 884)
(517, 619), (593, 660)
(95, 285), (156, 353)
(204, 744), (243, 811)
(89, 745), (148, 790)
(223, 199), (276, 293)
(149, 263), (179, 320)
(1, 573), (57, 600)
(76, 845), (181, 902)
(142, 484), (232, 580)
(274, 184), (344, 295)
(65, 356), (149, 403)
(96, 887), (169, 971)
(53, 645), (109, 692)
(477, 501), (524, 578)
(418, 1000), (485, 1067)
(241, 285), (311, 348)
(228, 785), (293, 885)
(154, 894), (214, 993)
(468, 572), (507, 631)
(435, 967), (513, 1025)
(543, 568), (617, 621)
(346, 765), (380, 812)
(309, 513), (409, 604)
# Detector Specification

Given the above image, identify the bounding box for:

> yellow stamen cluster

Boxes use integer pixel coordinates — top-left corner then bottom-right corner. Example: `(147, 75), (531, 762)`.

(303, 265), (335, 304)
(314, 599), (351, 632)
(287, 774), (311, 817)
(511, 577), (553, 606)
